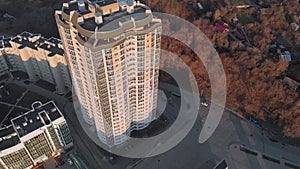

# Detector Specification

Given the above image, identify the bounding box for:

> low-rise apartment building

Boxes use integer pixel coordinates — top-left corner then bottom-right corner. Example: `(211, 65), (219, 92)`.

(0, 32), (72, 93)
(0, 101), (73, 169)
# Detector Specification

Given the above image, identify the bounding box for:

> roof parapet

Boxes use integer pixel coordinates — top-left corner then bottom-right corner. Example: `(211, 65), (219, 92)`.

(31, 101), (43, 110)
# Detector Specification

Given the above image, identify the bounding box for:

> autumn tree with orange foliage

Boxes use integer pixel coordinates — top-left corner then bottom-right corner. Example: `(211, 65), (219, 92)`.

(145, 0), (300, 139)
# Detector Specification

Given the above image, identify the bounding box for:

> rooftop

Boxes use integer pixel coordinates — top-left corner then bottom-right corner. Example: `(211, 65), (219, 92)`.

(19, 32), (33, 38)
(59, 0), (154, 37)
(0, 101), (63, 151)
(0, 36), (9, 50)
(0, 125), (20, 151)
(0, 125), (16, 138)
(11, 32), (46, 50)
(96, 0), (117, 7)
(9, 32), (64, 57)
(11, 101), (62, 138)
(38, 37), (64, 57)
(282, 77), (300, 90)
(81, 6), (147, 32)
(282, 51), (291, 62)
(0, 40), (3, 50)
(2, 38), (12, 48)
(62, 0), (85, 15)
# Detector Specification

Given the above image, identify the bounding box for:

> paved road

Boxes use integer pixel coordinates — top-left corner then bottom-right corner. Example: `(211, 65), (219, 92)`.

(129, 82), (300, 169)
(7, 79), (300, 169)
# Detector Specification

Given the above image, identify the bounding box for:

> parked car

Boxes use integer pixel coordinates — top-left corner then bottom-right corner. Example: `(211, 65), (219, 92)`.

(201, 102), (208, 107)
(200, 96), (209, 107)
(67, 158), (73, 165)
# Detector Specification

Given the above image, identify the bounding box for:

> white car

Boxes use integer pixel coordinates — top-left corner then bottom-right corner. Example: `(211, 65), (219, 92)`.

(67, 158), (73, 165)
(201, 102), (208, 107)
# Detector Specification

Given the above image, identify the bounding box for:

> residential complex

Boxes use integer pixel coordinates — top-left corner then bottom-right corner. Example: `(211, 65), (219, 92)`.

(55, 0), (161, 146)
(0, 32), (72, 93)
(0, 101), (73, 169)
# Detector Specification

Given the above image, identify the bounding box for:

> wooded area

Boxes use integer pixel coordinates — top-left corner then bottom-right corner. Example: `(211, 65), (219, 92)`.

(145, 0), (300, 139)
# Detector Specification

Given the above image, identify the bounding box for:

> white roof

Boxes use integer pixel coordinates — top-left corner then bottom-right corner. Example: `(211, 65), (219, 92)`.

(282, 51), (291, 62)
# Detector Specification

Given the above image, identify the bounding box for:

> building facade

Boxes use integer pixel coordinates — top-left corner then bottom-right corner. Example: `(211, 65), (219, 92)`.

(0, 32), (72, 93)
(55, 0), (161, 146)
(0, 37), (10, 74)
(0, 101), (73, 169)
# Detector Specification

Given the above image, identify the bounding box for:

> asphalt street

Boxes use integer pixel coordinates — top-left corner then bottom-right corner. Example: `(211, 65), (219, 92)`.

(7, 78), (300, 169)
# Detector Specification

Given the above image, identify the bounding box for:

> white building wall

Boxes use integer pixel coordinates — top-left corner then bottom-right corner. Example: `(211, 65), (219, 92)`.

(55, 2), (161, 146)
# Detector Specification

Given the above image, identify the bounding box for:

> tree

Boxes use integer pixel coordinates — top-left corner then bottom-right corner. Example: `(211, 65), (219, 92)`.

(146, 0), (300, 139)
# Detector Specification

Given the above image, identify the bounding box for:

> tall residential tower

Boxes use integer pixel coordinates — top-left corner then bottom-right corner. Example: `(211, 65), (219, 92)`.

(55, 0), (161, 146)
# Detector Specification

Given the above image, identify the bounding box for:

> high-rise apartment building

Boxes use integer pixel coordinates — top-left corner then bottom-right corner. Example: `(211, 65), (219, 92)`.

(0, 101), (73, 169)
(55, 0), (161, 146)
